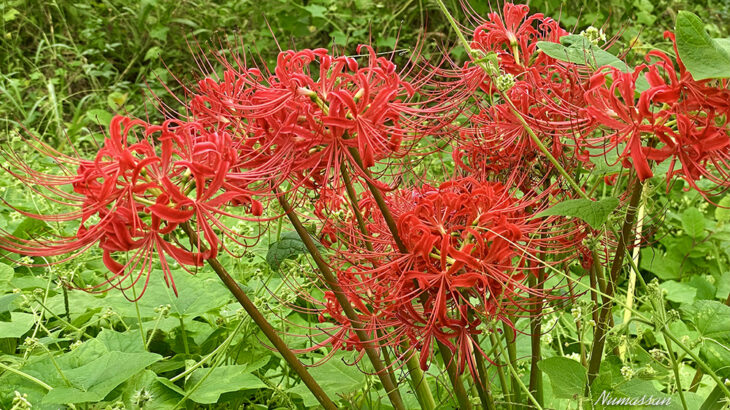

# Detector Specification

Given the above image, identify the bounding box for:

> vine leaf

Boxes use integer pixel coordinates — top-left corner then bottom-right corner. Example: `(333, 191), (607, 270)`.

(675, 11), (730, 80)
(266, 231), (323, 271)
(535, 198), (619, 229)
(538, 357), (586, 399)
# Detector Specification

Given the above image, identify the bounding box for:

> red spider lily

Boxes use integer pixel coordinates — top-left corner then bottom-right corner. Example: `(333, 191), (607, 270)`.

(470, 3), (567, 74)
(582, 43), (730, 192)
(0, 115), (263, 299)
(308, 177), (586, 377)
(183, 46), (420, 194)
(641, 32), (730, 115)
(582, 66), (661, 181)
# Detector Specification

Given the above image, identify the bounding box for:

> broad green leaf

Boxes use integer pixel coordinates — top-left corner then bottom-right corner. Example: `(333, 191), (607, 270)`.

(681, 207), (706, 239)
(660, 281), (697, 304)
(11, 217), (48, 239)
(149, 25), (170, 42)
(304, 4), (327, 19)
(3, 8), (19, 22)
(119, 370), (182, 410)
(266, 231), (322, 271)
(0, 263), (13, 287)
(680, 300), (730, 341)
(715, 195), (730, 223)
(95, 328), (147, 353)
(700, 338), (730, 378)
(107, 91), (128, 111)
(104, 269), (229, 319)
(289, 357), (366, 407)
(43, 351), (162, 404)
(185, 365), (268, 404)
(640, 247), (686, 280)
(85, 109), (113, 126)
(538, 357), (586, 399)
(701, 385), (726, 410)
(144, 46), (162, 61)
(0, 293), (18, 322)
(675, 11), (730, 79)
(535, 198), (619, 229)
(0, 312), (34, 338)
(538, 35), (629, 71)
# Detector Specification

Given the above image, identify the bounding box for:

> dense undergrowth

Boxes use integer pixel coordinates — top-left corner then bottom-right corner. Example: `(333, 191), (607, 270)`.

(1, 1), (730, 409)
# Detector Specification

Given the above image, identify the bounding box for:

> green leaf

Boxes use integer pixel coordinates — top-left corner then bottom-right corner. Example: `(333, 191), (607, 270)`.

(266, 231), (322, 271)
(104, 269), (229, 319)
(107, 91), (128, 111)
(660, 281), (697, 304)
(538, 35), (629, 71)
(715, 195), (730, 223)
(85, 109), (113, 126)
(185, 365), (267, 404)
(0, 263), (13, 287)
(144, 46), (162, 61)
(11, 217), (48, 240)
(304, 4), (327, 19)
(538, 357), (586, 399)
(681, 300), (730, 341)
(289, 357), (366, 407)
(3, 8), (19, 22)
(43, 352), (162, 404)
(681, 299), (730, 373)
(675, 11), (730, 80)
(0, 312), (34, 338)
(149, 25), (170, 42)
(640, 247), (682, 280)
(0, 293), (19, 322)
(535, 197), (619, 229)
(681, 208), (706, 239)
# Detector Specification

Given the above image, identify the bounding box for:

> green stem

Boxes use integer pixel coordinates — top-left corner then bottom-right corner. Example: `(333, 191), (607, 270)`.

(170, 318), (245, 383)
(434, 0), (588, 200)
(663, 328), (730, 399)
(179, 222), (338, 410)
(346, 149), (470, 407)
(274, 193), (406, 410)
(129, 274), (146, 350)
(341, 161), (435, 410)
(178, 316), (190, 355)
(493, 327), (542, 410)
(403, 347), (437, 410)
(665, 337), (688, 410)
(145, 310), (165, 350)
(586, 176), (644, 390)
(528, 275), (544, 406)
(489, 332), (512, 408)
(502, 321), (521, 404)
(0, 361), (53, 391)
(438, 341), (473, 410)
(474, 340), (497, 410)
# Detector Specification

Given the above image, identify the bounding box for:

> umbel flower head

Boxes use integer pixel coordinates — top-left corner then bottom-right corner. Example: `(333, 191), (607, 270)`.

(312, 177), (586, 376)
(184, 45), (420, 193)
(0, 115), (262, 298)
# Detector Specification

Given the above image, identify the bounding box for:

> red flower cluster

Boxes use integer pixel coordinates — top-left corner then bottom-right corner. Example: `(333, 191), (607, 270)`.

(451, 3), (591, 185)
(312, 178), (584, 375)
(1, 116), (263, 297)
(452, 3), (730, 196)
(585, 33), (730, 192)
(188, 46), (417, 191)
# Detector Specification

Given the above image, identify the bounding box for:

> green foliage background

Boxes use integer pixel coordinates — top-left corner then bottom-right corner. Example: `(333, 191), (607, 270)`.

(1, 1), (730, 409)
